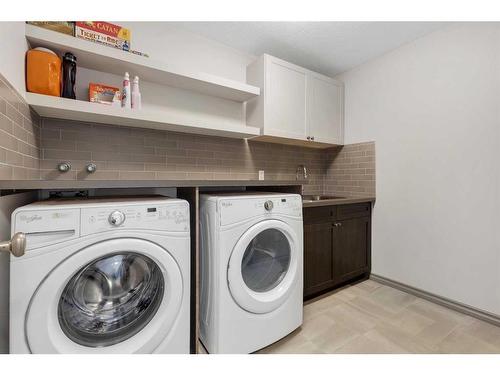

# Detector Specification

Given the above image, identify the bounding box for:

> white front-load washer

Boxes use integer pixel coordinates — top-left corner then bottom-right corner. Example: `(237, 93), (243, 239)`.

(10, 197), (190, 354)
(199, 192), (303, 353)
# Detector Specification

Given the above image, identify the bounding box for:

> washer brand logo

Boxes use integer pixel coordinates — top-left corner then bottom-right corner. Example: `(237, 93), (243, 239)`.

(221, 202), (233, 208)
(20, 214), (42, 223)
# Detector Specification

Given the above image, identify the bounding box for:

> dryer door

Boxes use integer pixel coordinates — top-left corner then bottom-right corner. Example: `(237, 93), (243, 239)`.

(227, 220), (299, 314)
(26, 238), (183, 353)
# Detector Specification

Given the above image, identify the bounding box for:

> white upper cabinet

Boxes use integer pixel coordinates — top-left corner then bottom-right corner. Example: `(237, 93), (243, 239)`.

(246, 54), (344, 148)
(266, 58), (307, 139)
(306, 73), (344, 145)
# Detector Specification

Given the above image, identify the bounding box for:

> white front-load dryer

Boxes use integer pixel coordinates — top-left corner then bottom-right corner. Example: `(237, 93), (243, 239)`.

(10, 197), (190, 354)
(199, 193), (303, 353)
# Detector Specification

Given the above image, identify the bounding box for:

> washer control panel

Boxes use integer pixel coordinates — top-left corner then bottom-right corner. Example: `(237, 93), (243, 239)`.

(81, 202), (189, 235)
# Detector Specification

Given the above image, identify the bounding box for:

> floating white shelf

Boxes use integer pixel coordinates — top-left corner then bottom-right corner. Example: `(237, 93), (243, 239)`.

(26, 93), (261, 138)
(25, 24), (260, 102)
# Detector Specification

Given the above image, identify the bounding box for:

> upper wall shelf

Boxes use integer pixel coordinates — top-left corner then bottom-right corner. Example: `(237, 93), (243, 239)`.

(26, 93), (261, 138)
(25, 24), (260, 102)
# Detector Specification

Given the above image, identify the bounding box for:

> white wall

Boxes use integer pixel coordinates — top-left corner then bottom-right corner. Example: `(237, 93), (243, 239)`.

(0, 22), (28, 95)
(116, 22), (255, 82)
(338, 23), (500, 315)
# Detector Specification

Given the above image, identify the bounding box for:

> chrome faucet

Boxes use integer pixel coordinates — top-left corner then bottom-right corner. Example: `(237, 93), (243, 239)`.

(296, 164), (308, 180)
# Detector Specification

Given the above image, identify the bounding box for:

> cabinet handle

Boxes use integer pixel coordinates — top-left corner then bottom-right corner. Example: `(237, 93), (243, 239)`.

(306, 136), (311, 140)
(334, 222), (342, 227)
(311, 136), (315, 141)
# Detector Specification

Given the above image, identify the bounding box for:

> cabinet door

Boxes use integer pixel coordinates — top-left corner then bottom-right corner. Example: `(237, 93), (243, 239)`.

(333, 217), (370, 283)
(303, 222), (334, 297)
(306, 74), (344, 145)
(265, 58), (307, 140)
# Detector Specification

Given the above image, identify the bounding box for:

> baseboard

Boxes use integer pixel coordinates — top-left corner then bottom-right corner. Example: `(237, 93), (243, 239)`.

(370, 274), (500, 327)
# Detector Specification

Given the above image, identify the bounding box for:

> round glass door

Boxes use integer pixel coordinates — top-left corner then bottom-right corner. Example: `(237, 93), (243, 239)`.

(58, 252), (164, 348)
(227, 220), (299, 314)
(241, 228), (291, 293)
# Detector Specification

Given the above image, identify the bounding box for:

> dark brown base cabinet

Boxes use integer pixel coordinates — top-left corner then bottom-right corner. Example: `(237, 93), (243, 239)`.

(303, 202), (371, 299)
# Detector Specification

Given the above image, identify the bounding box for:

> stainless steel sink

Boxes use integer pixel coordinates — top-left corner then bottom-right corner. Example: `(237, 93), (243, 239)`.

(302, 195), (346, 202)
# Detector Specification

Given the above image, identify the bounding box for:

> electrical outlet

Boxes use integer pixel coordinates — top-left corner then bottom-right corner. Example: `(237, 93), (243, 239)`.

(258, 170), (265, 180)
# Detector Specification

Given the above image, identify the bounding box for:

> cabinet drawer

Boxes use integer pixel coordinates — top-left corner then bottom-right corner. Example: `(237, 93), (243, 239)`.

(303, 206), (334, 223)
(337, 203), (371, 220)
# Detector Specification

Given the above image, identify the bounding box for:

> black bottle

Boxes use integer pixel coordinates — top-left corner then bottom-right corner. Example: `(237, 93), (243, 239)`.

(61, 52), (77, 99)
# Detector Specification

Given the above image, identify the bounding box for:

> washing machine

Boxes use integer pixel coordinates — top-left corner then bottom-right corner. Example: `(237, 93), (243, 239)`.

(9, 197), (190, 354)
(199, 192), (303, 353)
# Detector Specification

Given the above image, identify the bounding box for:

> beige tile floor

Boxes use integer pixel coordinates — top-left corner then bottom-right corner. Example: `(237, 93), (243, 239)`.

(258, 280), (500, 354)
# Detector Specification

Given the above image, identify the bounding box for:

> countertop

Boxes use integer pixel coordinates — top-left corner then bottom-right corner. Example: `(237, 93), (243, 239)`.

(302, 196), (375, 207)
(0, 179), (304, 190)
(0, 180), (376, 207)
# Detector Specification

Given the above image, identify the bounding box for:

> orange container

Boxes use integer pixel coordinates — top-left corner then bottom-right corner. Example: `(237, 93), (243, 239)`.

(26, 47), (61, 97)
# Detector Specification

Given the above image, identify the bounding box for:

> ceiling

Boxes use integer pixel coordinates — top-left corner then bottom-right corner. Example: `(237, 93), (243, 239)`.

(174, 22), (449, 76)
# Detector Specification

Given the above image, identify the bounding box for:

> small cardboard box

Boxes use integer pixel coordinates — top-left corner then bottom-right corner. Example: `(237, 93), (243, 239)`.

(75, 22), (131, 51)
(27, 21), (75, 36)
(89, 83), (121, 107)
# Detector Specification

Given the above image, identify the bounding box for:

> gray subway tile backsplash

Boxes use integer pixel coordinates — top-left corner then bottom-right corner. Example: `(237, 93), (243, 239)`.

(0, 73), (41, 180)
(0, 72), (374, 196)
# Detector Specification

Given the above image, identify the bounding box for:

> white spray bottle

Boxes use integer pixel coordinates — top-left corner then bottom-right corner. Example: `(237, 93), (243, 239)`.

(131, 75), (142, 110)
(121, 72), (131, 109)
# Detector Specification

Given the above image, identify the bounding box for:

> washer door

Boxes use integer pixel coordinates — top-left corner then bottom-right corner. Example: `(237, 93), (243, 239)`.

(227, 220), (299, 314)
(26, 238), (183, 353)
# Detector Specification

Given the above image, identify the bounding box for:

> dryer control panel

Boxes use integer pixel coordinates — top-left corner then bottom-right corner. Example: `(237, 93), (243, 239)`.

(218, 194), (302, 226)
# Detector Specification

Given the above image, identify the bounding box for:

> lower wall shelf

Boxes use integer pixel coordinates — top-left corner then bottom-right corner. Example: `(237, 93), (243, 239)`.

(26, 93), (261, 139)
